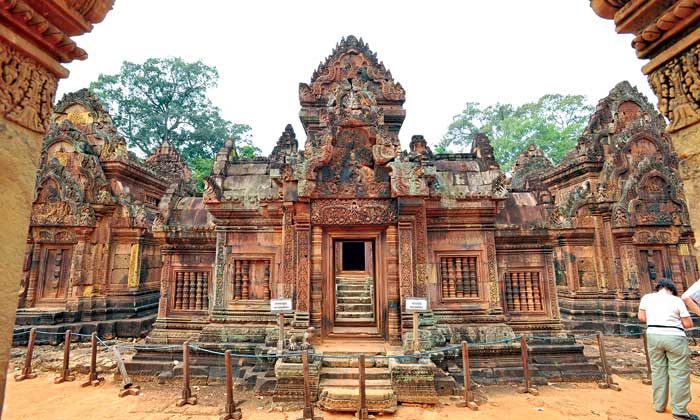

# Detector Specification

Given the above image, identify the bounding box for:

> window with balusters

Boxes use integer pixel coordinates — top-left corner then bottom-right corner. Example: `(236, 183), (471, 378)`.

(503, 271), (545, 313)
(172, 270), (210, 312)
(439, 256), (479, 300)
(231, 258), (271, 301)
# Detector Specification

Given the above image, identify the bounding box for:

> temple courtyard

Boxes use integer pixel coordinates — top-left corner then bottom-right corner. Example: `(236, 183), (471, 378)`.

(4, 372), (697, 420)
(4, 337), (700, 420)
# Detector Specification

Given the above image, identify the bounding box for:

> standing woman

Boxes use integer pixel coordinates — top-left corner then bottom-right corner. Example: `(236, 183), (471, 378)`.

(639, 278), (696, 420)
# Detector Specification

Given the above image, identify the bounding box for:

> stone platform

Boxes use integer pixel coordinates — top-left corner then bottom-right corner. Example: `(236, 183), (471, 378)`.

(13, 294), (159, 345)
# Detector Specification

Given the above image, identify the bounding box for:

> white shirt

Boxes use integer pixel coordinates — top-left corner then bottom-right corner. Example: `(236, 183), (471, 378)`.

(639, 290), (690, 337)
(682, 280), (700, 303)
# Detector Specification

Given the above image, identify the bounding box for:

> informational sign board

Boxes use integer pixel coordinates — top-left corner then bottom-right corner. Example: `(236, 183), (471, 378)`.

(270, 298), (293, 313)
(405, 297), (428, 312)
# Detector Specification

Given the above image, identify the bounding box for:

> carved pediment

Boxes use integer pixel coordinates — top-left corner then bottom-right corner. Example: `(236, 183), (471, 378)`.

(298, 36), (405, 199)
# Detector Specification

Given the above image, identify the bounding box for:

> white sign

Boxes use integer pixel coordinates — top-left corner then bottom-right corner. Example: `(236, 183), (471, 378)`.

(405, 298), (428, 312)
(270, 298), (293, 313)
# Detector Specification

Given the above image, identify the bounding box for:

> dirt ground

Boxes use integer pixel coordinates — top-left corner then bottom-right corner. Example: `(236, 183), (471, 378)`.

(6, 337), (700, 420)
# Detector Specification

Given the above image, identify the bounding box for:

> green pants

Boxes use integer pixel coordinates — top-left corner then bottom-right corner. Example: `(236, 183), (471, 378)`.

(647, 333), (691, 415)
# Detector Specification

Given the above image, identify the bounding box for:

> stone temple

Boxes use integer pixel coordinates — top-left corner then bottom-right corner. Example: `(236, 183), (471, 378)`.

(14, 36), (697, 410)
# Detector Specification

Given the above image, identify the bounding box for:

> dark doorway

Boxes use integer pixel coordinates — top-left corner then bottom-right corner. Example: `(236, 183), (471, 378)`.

(342, 241), (365, 271)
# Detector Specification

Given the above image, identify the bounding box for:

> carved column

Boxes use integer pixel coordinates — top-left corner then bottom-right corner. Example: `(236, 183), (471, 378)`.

(0, 0), (113, 406)
(66, 237), (88, 311)
(212, 230), (228, 314)
(24, 242), (42, 308)
(386, 225), (401, 344)
(158, 252), (172, 318)
(413, 206), (429, 298)
(300, 224), (315, 322)
(296, 203), (313, 317)
(398, 218), (414, 333)
(485, 231), (502, 314)
(280, 206), (297, 299)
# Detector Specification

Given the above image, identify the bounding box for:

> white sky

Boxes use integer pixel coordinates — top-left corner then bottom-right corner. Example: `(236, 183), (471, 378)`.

(57, 1), (651, 155)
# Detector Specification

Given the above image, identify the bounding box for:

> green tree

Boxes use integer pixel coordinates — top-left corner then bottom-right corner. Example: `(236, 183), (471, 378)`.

(439, 94), (594, 170)
(89, 57), (259, 173)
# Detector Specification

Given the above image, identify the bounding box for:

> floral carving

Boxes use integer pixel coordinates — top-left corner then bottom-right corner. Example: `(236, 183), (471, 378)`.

(310, 199), (397, 225)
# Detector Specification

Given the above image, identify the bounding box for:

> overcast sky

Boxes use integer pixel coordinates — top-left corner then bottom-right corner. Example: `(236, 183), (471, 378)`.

(57, 1), (651, 155)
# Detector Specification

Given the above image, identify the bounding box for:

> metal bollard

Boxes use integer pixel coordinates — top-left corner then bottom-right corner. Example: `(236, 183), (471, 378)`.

(356, 354), (374, 420)
(597, 332), (621, 391)
(14, 328), (38, 381)
(412, 312), (420, 353)
(297, 350), (322, 420)
(81, 332), (105, 387)
(456, 341), (478, 410)
(176, 340), (197, 406)
(517, 336), (538, 395)
(641, 334), (652, 385)
(111, 345), (140, 397)
(54, 330), (76, 384)
(220, 350), (242, 420)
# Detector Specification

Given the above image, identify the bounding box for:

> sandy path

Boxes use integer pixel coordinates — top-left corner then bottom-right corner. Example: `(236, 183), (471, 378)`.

(5, 372), (700, 420)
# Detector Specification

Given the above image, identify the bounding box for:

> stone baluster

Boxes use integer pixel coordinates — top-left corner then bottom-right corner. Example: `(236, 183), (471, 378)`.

(263, 260), (271, 300)
(460, 257), (469, 296)
(504, 273), (513, 311)
(182, 272), (190, 309)
(441, 259), (449, 298)
(512, 273), (521, 311)
(234, 260), (242, 300)
(175, 272), (184, 310)
(525, 272), (534, 311)
(532, 272), (542, 311)
(447, 257), (455, 298)
(455, 258), (464, 298)
(242, 260), (250, 300)
(202, 272), (209, 310)
(189, 274), (197, 310)
(520, 272), (527, 311)
(468, 257), (477, 297)
(195, 272), (202, 310)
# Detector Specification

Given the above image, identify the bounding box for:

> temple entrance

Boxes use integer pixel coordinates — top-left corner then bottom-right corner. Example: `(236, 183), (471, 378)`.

(321, 229), (388, 340)
(333, 240), (376, 332)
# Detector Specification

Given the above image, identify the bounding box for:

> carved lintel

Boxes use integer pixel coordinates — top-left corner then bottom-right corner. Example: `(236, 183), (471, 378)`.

(310, 198), (397, 225)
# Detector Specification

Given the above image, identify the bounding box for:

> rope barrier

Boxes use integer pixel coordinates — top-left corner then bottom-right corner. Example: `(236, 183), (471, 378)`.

(10, 327), (700, 361)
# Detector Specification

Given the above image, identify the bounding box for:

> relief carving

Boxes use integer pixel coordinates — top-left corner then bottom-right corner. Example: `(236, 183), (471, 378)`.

(310, 198), (397, 225)
(648, 44), (700, 133)
(0, 39), (58, 133)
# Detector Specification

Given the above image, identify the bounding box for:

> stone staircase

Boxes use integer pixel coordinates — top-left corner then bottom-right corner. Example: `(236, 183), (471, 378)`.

(318, 351), (397, 413)
(335, 277), (374, 323)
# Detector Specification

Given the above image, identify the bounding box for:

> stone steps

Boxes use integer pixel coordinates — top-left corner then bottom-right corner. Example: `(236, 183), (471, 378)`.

(319, 378), (392, 388)
(336, 303), (373, 312)
(336, 317), (375, 323)
(318, 350), (396, 414)
(335, 276), (375, 323)
(335, 290), (371, 297)
(336, 296), (371, 304)
(337, 284), (371, 291)
(321, 367), (389, 380)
